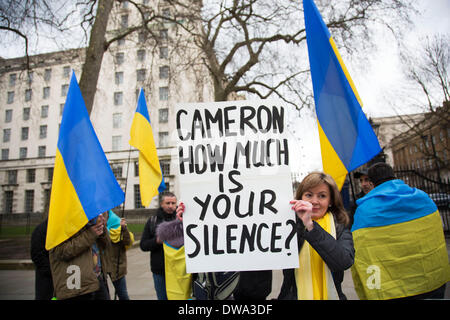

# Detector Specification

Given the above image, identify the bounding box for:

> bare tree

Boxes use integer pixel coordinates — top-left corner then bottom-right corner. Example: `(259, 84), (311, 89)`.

(392, 34), (449, 173)
(1, 0), (417, 114)
(166, 0), (417, 109)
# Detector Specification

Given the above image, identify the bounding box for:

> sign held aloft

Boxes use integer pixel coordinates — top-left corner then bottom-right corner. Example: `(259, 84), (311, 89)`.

(176, 100), (299, 273)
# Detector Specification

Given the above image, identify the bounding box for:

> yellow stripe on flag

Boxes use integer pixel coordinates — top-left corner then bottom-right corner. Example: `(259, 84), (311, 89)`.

(129, 112), (162, 207)
(317, 121), (348, 189)
(351, 210), (450, 300)
(45, 150), (88, 250)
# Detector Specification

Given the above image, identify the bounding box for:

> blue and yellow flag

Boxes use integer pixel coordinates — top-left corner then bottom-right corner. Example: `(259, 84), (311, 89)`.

(351, 179), (450, 299)
(46, 72), (125, 250)
(303, 0), (381, 189)
(129, 89), (166, 207)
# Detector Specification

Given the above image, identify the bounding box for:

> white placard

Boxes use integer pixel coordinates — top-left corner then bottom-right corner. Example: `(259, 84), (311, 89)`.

(176, 100), (299, 273)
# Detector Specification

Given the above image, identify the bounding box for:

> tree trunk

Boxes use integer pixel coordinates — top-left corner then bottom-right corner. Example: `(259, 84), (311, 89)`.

(79, 0), (114, 115)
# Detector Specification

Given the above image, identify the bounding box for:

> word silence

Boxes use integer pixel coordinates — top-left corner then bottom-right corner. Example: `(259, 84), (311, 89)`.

(177, 100), (299, 273)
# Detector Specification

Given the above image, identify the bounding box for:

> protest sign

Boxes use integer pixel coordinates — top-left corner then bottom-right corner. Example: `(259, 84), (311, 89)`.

(176, 100), (299, 273)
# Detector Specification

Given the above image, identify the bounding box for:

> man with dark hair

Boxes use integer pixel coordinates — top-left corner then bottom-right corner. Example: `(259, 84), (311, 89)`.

(349, 169), (374, 227)
(351, 162), (450, 300)
(140, 192), (177, 300)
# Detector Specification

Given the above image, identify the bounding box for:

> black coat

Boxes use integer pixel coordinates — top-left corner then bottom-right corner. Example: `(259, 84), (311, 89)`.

(278, 216), (354, 300)
(140, 208), (176, 275)
(30, 219), (54, 300)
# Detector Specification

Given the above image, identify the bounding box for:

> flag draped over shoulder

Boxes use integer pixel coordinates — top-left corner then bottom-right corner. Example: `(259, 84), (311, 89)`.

(351, 179), (450, 300)
(129, 89), (166, 207)
(45, 73), (125, 250)
(303, 0), (381, 189)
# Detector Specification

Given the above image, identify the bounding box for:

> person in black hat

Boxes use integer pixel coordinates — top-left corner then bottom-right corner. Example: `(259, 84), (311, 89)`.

(349, 169), (374, 227)
(367, 162), (396, 187)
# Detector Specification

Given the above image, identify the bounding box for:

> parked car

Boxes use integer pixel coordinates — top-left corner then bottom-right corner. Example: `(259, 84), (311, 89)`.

(429, 193), (450, 208)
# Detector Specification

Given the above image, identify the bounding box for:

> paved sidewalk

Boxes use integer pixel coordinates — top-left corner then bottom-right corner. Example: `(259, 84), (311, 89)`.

(1, 240), (449, 300)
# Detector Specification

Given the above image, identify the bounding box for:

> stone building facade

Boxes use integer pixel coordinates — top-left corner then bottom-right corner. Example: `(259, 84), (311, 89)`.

(0, 1), (214, 214)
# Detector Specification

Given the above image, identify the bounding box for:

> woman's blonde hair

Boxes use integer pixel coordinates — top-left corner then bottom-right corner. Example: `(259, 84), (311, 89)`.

(295, 171), (350, 226)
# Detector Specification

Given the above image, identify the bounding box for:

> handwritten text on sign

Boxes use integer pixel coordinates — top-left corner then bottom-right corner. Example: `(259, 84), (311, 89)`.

(176, 100), (299, 273)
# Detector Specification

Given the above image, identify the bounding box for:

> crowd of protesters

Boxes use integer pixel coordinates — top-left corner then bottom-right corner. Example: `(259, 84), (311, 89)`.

(31, 163), (449, 300)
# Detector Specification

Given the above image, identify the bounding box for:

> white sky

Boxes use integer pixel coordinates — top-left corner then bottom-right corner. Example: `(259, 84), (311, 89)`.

(355, 0), (450, 118)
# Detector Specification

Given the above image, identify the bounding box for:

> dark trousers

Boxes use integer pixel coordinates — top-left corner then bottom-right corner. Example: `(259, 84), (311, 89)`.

(65, 274), (110, 300)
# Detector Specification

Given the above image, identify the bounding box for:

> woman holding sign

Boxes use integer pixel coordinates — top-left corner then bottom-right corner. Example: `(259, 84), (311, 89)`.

(278, 172), (354, 300)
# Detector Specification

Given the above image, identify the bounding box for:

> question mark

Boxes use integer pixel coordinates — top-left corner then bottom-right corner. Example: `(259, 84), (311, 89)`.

(285, 219), (297, 255)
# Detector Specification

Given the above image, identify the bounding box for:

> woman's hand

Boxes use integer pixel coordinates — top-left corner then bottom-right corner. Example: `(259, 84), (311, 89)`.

(176, 201), (185, 222)
(290, 200), (314, 231)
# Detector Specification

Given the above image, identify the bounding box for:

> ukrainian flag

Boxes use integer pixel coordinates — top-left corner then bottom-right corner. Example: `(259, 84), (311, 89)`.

(303, 0), (381, 189)
(351, 179), (450, 299)
(45, 72), (125, 250)
(129, 89), (166, 207)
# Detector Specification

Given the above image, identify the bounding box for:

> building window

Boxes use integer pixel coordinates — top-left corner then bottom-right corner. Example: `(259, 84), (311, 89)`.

(25, 190), (34, 213)
(1, 149), (9, 160)
(160, 29), (168, 40)
(7, 91), (14, 104)
(112, 135), (122, 151)
(114, 92), (123, 105)
(21, 127), (29, 140)
(159, 87), (169, 101)
(115, 72), (124, 85)
(43, 189), (51, 214)
(134, 184), (144, 209)
(19, 147), (27, 159)
(7, 170), (17, 184)
(159, 108), (168, 123)
(134, 161), (139, 177)
(23, 107), (30, 121)
(47, 167), (54, 182)
(25, 89), (32, 102)
(3, 128), (11, 143)
(159, 131), (169, 147)
(26, 169), (36, 183)
(41, 105), (49, 118)
(138, 31), (147, 43)
(137, 49), (146, 61)
(162, 8), (171, 18)
(60, 104), (65, 116)
(118, 38), (125, 46)
(43, 87), (50, 99)
(111, 163), (123, 179)
(5, 109), (12, 122)
(160, 159), (170, 175)
(159, 47), (168, 59)
(40, 125), (47, 139)
(44, 68), (52, 82)
(63, 66), (71, 78)
(113, 113), (122, 129)
(4, 191), (14, 214)
(27, 72), (33, 84)
(116, 52), (124, 65)
(38, 146), (46, 158)
(137, 69), (146, 82)
(9, 73), (16, 86)
(61, 84), (69, 97)
(159, 66), (169, 79)
(121, 14), (129, 28)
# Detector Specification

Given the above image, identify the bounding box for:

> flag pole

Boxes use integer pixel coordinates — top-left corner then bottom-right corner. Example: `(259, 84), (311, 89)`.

(121, 147), (133, 218)
(113, 146), (132, 300)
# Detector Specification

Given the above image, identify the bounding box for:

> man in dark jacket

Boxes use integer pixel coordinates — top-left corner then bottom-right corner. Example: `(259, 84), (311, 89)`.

(30, 218), (54, 300)
(349, 169), (374, 227)
(140, 192), (177, 300)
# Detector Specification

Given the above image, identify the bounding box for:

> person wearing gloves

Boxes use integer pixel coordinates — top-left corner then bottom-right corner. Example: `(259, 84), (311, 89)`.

(156, 213), (192, 300)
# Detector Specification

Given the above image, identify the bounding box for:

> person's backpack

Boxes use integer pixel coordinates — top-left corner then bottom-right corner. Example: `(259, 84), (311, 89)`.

(193, 272), (240, 300)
